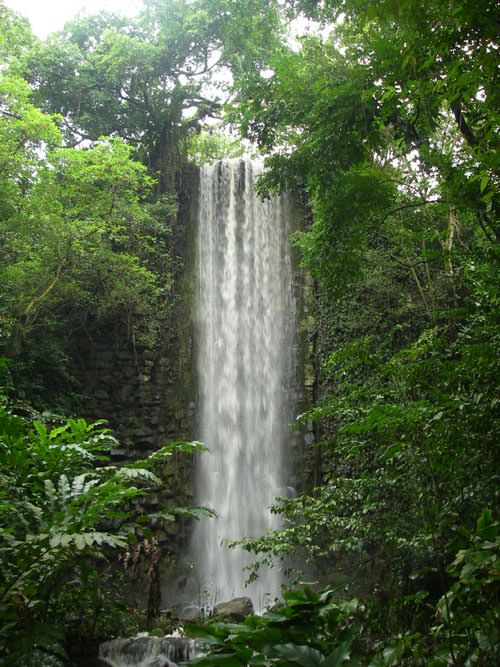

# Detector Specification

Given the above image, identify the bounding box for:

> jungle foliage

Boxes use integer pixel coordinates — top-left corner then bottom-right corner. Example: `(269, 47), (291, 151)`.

(0, 0), (264, 409)
(0, 357), (211, 664)
(219, 0), (500, 663)
(1, 0), (499, 664)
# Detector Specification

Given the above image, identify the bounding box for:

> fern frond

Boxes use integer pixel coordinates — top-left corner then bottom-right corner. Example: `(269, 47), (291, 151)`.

(44, 479), (56, 512)
(58, 474), (70, 506)
(23, 502), (43, 523)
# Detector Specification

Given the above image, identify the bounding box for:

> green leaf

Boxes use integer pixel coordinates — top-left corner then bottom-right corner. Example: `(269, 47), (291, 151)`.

(338, 598), (358, 613)
(325, 640), (352, 666)
(60, 533), (73, 547)
(118, 467), (161, 485)
(382, 640), (405, 665)
(90, 531), (126, 548)
(24, 502), (42, 523)
(172, 506), (218, 519)
(274, 643), (324, 666)
(477, 509), (497, 541)
(58, 474), (70, 506)
(33, 421), (47, 440)
(49, 533), (62, 548)
(71, 474), (86, 498)
(101, 533), (127, 549)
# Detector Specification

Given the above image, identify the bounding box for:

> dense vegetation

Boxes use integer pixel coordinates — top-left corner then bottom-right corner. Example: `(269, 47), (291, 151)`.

(216, 0), (500, 664)
(1, 0), (499, 664)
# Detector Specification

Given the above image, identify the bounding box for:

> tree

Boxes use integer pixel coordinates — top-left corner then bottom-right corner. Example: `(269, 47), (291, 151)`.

(0, 0), (293, 411)
(0, 1), (34, 61)
(16, 0), (292, 190)
(0, 63), (177, 406)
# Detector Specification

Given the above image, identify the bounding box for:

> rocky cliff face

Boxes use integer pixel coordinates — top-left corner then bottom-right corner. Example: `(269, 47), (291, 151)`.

(81, 324), (195, 460)
(72, 165), (199, 565)
(80, 165), (198, 459)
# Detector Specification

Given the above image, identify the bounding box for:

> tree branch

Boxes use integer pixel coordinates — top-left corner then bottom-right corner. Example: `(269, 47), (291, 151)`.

(450, 99), (478, 148)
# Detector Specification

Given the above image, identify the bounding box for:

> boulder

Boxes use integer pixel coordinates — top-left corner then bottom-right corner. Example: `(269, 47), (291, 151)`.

(212, 596), (254, 621)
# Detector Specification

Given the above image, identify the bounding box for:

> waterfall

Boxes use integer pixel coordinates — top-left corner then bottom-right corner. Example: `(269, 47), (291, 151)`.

(189, 159), (297, 612)
(99, 636), (201, 666)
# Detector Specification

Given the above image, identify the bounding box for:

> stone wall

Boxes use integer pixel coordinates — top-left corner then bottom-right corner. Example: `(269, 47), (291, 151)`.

(81, 320), (195, 460)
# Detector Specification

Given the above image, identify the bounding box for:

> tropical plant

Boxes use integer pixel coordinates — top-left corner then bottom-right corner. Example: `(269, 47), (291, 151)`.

(187, 587), (363, 666)
(0, 376), (209, 664)
(187, 510), (500, 665)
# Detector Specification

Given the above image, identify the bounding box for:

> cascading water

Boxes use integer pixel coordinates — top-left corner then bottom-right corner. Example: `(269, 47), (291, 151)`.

(99, 636), (201, 667)
(189, 158), (297, 612)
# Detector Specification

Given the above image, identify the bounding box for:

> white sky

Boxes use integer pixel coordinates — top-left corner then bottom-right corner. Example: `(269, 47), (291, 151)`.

(5, 1), (329, 46)
(5, 0), (143, 38)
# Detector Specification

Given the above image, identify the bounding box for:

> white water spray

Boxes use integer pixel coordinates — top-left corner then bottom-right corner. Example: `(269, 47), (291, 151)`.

(190, 159), (297, 611)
